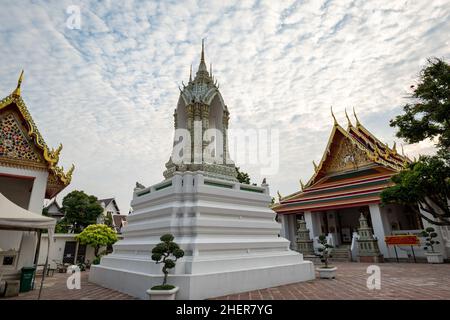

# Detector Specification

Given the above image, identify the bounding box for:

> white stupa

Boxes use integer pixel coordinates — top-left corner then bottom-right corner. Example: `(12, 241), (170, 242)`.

(89, 42), (315, 299)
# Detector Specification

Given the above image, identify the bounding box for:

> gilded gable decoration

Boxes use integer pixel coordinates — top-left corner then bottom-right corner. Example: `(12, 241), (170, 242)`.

(0, 70), (74, 198)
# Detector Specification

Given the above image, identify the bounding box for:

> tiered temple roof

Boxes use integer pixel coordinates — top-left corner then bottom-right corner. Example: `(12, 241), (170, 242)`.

(0, 71), (74, 198)
(273, 108), (411, 214)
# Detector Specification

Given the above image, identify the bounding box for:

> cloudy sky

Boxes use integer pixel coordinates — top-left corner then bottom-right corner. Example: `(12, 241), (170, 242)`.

(1, 0), (449, 212)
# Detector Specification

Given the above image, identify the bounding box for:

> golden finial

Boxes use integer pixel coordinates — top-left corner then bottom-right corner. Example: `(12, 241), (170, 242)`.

(331, 106), (338, 126)
(392, 141), (397, 154)
(13, 70), (24, 96)
(313, 160), (318, 172)
(299, 179), (305, 191)
(345, 108), (352, 127)
(277, 190), (282, 202)
(353, 107), (361, 126)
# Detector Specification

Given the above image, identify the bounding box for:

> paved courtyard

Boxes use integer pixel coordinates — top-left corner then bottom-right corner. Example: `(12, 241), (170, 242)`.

(4, 262), (450, 300)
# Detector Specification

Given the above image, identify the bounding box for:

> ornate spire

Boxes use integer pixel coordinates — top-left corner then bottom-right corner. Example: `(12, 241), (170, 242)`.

(13, 70), (24, 96)
(331, 106), (338, 126)
(189, 64), (192, 83)
(196, 39), (209, 77)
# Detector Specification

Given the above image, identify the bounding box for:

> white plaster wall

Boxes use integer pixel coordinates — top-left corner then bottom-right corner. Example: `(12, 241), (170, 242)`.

(37, 234), (101, 265)
(0, 166), (48, 213)
(369, 204), (391, 257)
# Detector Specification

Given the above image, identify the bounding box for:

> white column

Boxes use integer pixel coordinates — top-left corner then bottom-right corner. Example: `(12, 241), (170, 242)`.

(369, 204), (389, 257)
(288, 214), (297, 249)
(304, 211), (316, 239)
(279, 214), (289, 239)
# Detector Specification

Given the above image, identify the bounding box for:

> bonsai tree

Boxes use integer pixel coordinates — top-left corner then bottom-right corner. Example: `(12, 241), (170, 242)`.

(76, 224), (118, 262)
(151, 234), (184, 290)
(317, 234), (334, 268)
(420, 227), (440, 253)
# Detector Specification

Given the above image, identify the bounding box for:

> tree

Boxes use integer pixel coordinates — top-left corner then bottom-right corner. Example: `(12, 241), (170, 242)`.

(235, 167), (250, 184)
(76, 224), (118, 259)
(382, 58), (450, 226)
(61, 190), (103, 233)
(317, 235), (333, 268)
(42, 207), (49, 217)
(390, 58), (450, 151)
(55, 218), (71, 233)
(151, 234), (185, 288)
(420, 227), (440, 253)
(381, 155), (450, 226)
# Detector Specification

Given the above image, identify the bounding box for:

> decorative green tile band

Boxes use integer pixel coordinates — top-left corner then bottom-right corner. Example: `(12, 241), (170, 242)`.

(204, 181), (233, 189)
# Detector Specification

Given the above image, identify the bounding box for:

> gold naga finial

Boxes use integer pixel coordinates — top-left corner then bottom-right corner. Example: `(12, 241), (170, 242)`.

(13, 70), (24, 96)
(313, 160), (318, 172)
(392, 141), (397, 154)
(345, 108), (352, 127)
(277, 190), (282, 201)
(353, 106), (361, 126)
(62, 163), (75, 184)
(50, 143), (63, 162)
(299, 179), (305, 191)
(331, 106), (338, 126)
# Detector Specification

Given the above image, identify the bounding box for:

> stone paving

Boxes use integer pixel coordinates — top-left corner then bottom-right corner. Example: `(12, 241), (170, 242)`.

(3, 262), (450, 300)
(214, 262), (450, 300)
(5, 270), (136, 300)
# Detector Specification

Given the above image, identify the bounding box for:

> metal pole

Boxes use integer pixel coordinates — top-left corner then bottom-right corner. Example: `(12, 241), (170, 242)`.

(394, 245), (399, 262)
(411, 245), (417, 263)
(33, 230), (42, 265)
(38, 229), (51, 300)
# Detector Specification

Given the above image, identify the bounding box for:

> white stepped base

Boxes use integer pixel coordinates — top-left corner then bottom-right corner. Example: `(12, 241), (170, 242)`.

(89, 172), (315, 299)
(89, 260), (315, 300)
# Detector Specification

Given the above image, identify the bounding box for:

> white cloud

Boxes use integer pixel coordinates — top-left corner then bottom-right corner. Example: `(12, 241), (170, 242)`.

(0, 0), (449, 210)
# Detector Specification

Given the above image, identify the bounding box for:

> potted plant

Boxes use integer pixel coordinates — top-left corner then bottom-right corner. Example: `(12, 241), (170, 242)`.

(316, 234), (337, 279)
(146, 234), (184, 300)
(421, 227), (444, 264)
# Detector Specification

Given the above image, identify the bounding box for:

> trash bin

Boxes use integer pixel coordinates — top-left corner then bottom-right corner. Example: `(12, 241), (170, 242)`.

(19, 266), (36, 293)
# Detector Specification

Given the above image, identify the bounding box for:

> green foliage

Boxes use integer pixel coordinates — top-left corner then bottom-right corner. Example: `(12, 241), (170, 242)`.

(390, 58), (450, 151)
(151, 284), (176, 290)
(42, 207), (50, 217)
(381, 154), (450, 226)
(420, 227), (441, 253)
(61, 190), (104, 233)
(383, 58), (450, 226)
(76, 224), (118, 258)
(317, 234), (334, 268)
(151, 234), (185, 287)
(235, 167), (251, 184)
(104, 212), (113, 228)
(55, 219), (71, 233)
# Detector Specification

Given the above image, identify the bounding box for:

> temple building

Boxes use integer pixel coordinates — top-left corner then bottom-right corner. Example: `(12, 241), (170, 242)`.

(272, 109), (433, 261)
(0, 71), (73, 275)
